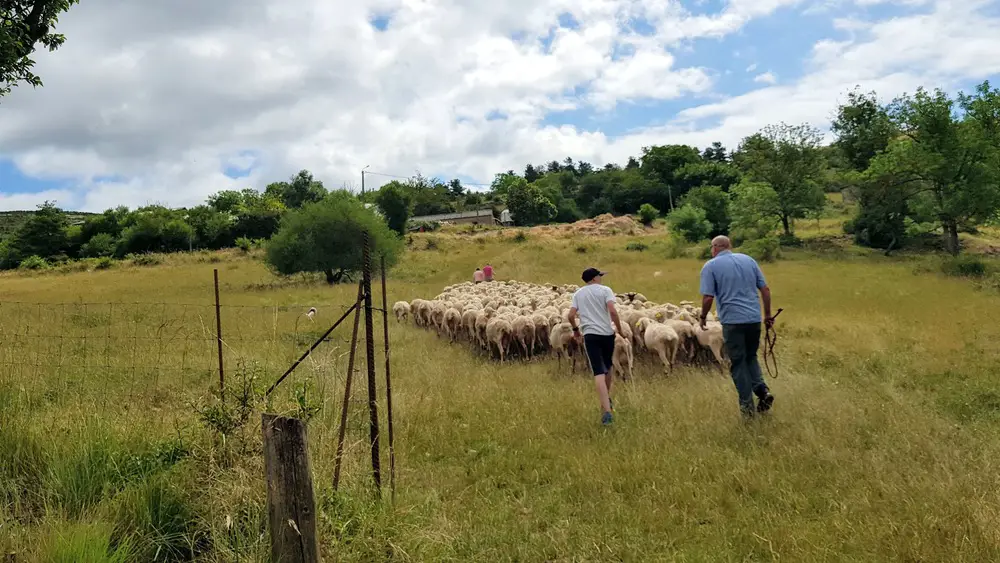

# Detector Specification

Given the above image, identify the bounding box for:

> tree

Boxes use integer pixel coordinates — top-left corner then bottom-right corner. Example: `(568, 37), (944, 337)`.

(673, 161), (741, 195)
(6, 201), (68, 263)
(831, 89), (895, 172)
(1, 0), (79, 97)
(185, 205), (235, 249)
(266, 191), (402, 284)
(865, 83), (1000, 254)
(524, 164), (542, 183)
(637, 203), (659, 225)
(639, 145), (702, 211)
(702, 142), (728, 162)
(505, 178), (556, 226)
(490, 171), (522, 201)
(728, 181), (782, 241)
(667, 205), (712, 242)
(447, 179), (464, 197)
(681, 185), (731, 237)
(375, 181), (412, 235)
(264, 170), (327, 209)
(733, 123), (826, 236)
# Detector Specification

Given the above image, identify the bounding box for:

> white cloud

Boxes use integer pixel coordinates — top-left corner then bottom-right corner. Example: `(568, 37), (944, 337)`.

(754, 71), (778, 84)
(0, 0), (998, 211)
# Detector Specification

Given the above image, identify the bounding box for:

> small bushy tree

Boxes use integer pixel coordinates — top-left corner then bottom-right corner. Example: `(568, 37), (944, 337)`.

(667, 205), (713, 242)
(637, 203), (659, 225)
(505, 178), (556, 226)
(680, 186), (731, 237)
(266, 191), (402, 284)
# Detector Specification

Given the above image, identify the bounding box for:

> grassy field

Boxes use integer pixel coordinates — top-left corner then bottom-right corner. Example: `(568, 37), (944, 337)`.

(3, 228), (1000, 561)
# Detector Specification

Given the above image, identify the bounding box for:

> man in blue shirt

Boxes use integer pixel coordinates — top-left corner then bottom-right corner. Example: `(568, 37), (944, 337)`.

(699, 235), (776, 419)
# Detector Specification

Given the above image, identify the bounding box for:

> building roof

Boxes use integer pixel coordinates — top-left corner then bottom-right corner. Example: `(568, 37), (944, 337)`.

(410, 208), (495, 222)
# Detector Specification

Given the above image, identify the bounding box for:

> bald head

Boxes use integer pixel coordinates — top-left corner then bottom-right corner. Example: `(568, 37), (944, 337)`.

(711, 236), (731, 250)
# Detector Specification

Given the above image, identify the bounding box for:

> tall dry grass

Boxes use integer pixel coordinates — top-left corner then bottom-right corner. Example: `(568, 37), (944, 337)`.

(2, 234), (1000, 561)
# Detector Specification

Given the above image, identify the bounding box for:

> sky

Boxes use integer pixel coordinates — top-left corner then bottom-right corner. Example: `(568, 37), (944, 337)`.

(0, 0), (998, 212)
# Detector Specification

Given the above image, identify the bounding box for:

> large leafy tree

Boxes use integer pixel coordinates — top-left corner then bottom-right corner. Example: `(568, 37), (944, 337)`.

(733, 123), (826, 236)
(505, 178), (556, 226)
(1, 0), (79, 97)
(831, 89), (895, 172)
(266, 191), (402, 284)
(866, 83), (1000, 255)
(639, 144), (702, 211)
(374, 180), (412, 235)
(5, 200), (68, 263)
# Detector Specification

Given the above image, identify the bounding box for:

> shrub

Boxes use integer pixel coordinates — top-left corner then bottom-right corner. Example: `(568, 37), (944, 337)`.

(375, 181), (412, 236)
(739, 237), (782, 262)
(512, 231), (528, 243)
(779, 233), (803, 247)
(625, 241), (648, 252)
(637, 203), (659, 226)
(80, 232), (116, 258)
(235, 236), (253, 253)
(95, 257), (115, 270)
(667, 205), (713, 243)
(941, 255), (987, 278)
(574, 244), (589, 254)
(128, 253), (163, 267)
(680, 186), (731, 236)
(424, 237), (439, 250)
(18, 255), (49, 270)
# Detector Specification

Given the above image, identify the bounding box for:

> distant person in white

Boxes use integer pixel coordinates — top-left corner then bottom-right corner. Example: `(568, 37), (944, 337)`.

(568, 267), (624, 426)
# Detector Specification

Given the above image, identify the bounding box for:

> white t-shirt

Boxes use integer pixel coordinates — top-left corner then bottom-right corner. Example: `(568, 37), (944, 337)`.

(571, 283), (616, 336)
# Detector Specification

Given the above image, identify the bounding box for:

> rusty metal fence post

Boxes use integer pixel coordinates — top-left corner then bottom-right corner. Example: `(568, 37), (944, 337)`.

(362, 231), (382, 495)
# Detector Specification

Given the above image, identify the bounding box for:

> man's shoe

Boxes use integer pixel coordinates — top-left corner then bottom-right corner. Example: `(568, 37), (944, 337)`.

(757, 393), (775, 413)
(601, 412), (613, 425)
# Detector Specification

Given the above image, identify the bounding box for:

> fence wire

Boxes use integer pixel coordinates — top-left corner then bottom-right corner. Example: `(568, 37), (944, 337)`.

(0, 301), (366, 414)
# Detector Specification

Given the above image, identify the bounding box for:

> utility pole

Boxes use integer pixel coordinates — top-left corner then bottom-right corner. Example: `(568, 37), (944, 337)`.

(361, 164), (370, 196)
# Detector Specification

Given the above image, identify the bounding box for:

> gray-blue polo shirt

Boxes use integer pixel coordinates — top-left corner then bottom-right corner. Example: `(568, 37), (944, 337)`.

(699, 250), (767, 325)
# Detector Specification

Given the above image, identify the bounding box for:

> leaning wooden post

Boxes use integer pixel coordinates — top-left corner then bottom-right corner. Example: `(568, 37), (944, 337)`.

(333, 281), (365, 491)
(380, 256), (396, 502)
(361, 231), (382, 495)
(262, 414), (319, 563)
(214, 268), (225, 400)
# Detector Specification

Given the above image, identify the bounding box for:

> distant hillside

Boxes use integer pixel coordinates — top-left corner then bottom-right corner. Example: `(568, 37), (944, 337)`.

(0, 210), (99, 239)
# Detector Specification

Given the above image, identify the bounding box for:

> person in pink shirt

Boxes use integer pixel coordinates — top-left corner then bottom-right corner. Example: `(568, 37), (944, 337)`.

(483, 263), (494, 281)
(473, 268), (485, 283)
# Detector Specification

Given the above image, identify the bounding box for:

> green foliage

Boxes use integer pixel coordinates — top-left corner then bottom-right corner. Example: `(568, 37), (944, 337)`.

(110, 476), (208, 561)
(80, 232), (116, 258)
(680, 185), (731, 237)
(512, 231), (528, 243)
(235, 236), (253, 253)
(863, 82), (1000, 255)
(639, 144), (702, 209)
(625, 241), (648, 252)
(941, 255), (988, 278)
(8, 202), (69, 265)
(728, 181), (782, 242)
(831, 88), (895, 172)
(667, 205), (713, 243)
(673, 161), (742, 194)
(94, 256), (115, 270)
(1, 0), (80, 97)
(39, 521), (135, 563)
(117, 208), (195, 256)
(505, 178), (556, 226)
(375, 181), (413, 235)
(637, 203), (659, 225)
(264, 170), (328, 209)
(127, 253), (163, 267)
(739, 237), (782, 262)
(266, 191), (403, 278)
(18, 254), (49, 270)
(733, 123), (826, 235)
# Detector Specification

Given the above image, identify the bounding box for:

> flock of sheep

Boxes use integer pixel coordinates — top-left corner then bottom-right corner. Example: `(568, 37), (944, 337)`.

(392, 281), (729, 378)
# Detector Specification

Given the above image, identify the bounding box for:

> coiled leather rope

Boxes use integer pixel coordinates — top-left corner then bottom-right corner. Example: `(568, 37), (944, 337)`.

(763, 308), (783, 378)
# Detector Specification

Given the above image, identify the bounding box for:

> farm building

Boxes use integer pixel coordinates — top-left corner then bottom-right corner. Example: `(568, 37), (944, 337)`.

(410, 208), (498, 227)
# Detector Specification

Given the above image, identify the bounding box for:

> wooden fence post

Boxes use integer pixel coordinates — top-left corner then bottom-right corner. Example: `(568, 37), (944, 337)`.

(262, 414), (319, 563)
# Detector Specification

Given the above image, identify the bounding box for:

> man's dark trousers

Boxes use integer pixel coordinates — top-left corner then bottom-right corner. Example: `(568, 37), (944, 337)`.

(722, 323), (769, 415)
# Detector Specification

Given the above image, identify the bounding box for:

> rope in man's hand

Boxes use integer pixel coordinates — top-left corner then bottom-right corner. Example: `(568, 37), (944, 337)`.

(763, 308), (783, 378)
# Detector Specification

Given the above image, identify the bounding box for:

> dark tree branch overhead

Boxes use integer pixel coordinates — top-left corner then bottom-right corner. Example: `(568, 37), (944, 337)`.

(1, 0), (80, 97)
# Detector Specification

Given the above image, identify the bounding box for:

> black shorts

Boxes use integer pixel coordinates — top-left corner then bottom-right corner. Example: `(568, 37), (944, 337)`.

(583, 333), (615, 376)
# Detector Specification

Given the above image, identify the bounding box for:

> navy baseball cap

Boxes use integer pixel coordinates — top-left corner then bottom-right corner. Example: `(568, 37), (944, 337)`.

(582, 267), (605, 282)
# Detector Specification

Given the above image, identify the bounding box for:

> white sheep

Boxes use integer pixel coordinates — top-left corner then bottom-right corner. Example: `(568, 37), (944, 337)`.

(637, 318), (680, 373)
(612, 333), (634, 380)
(392, 301), (410, 323)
